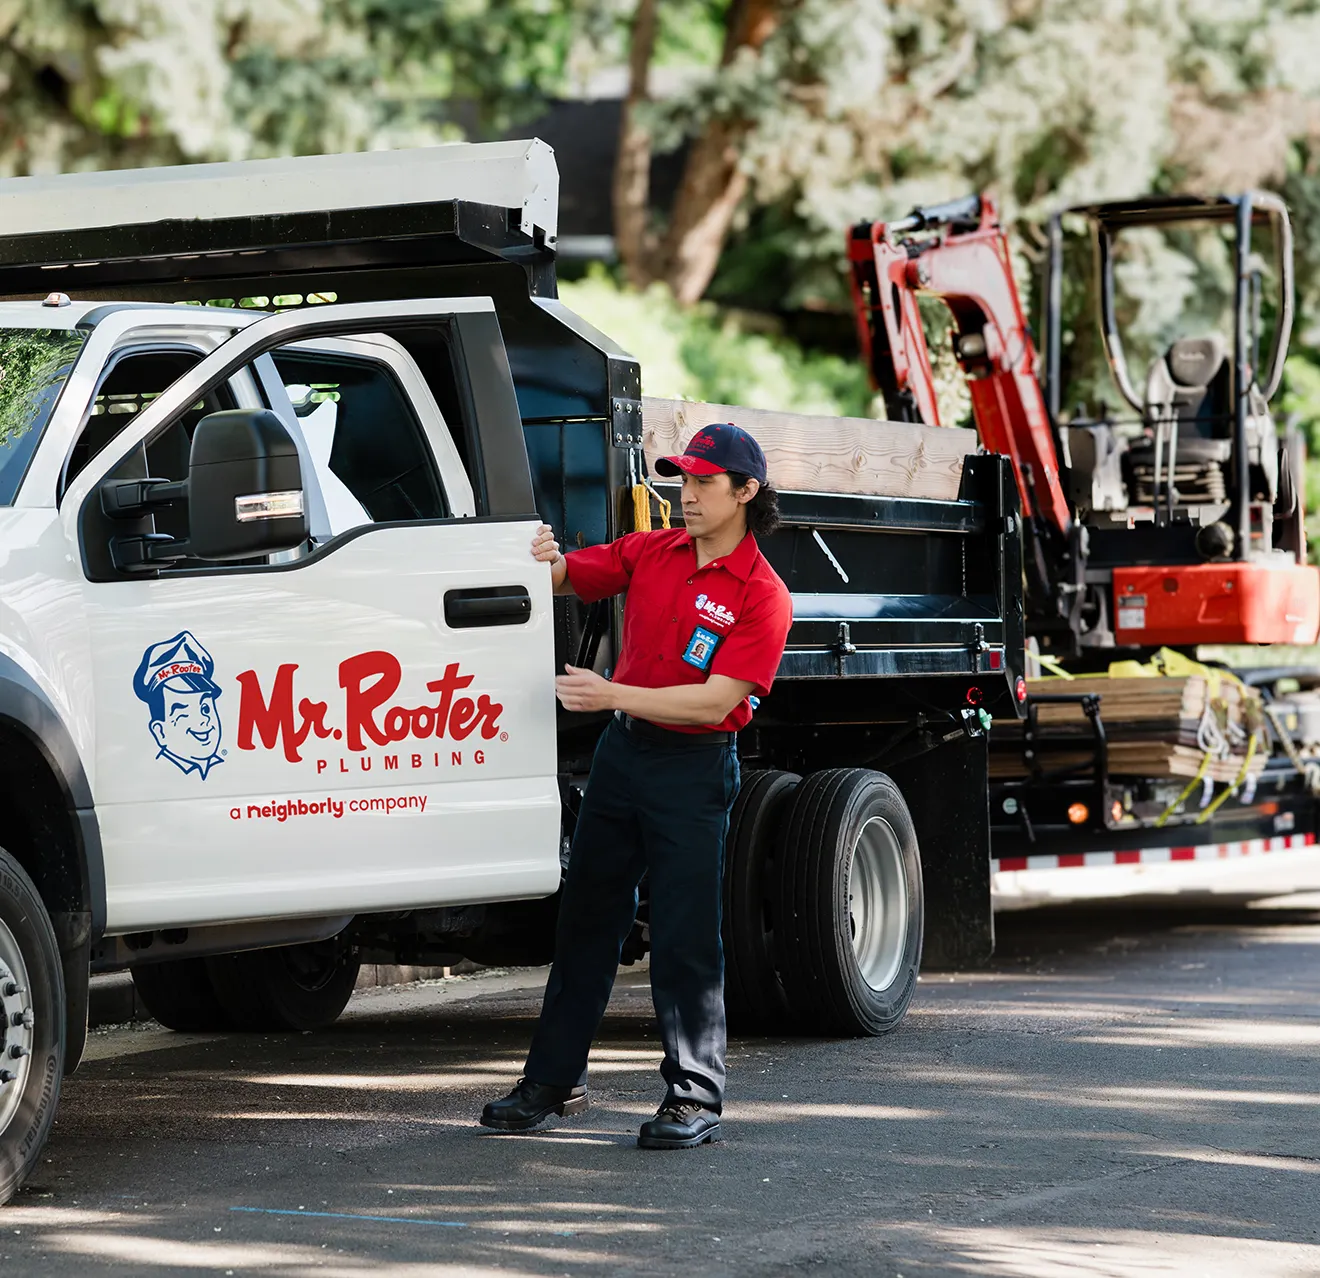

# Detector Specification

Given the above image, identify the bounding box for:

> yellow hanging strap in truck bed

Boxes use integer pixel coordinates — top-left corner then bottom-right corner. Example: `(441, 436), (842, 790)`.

(631, 482), (671, 532)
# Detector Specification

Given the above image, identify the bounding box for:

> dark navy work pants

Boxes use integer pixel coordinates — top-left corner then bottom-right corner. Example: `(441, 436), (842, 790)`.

(525, 717), (739, 1111)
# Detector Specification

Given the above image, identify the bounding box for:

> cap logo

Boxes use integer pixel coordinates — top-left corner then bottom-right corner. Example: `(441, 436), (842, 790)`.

(692, 433), (717, 451)
(151, 661), (204, 689)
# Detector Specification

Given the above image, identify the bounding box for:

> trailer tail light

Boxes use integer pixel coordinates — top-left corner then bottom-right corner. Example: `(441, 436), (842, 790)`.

(1015, 676), (1027, 703)
(988, 649), (1003, 670)
(1067, 802), (1089, 825)
(1110, 799), (1124, 824)
(966, 686), (983, 706)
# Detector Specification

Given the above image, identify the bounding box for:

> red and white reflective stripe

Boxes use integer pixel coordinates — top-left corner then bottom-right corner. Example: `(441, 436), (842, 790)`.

(992, 831), (1317, 873)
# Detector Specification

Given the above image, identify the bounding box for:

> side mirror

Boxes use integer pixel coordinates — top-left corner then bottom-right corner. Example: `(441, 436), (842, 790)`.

(187, 409), (308, 561)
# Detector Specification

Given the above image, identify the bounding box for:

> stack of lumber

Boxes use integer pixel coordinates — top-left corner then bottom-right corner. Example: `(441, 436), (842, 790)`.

(641, 397), (977, 502)
(990, 675), (1266, 782)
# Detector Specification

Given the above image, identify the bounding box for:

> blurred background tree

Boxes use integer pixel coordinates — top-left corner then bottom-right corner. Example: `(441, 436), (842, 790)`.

(3, 0), (1320, 448)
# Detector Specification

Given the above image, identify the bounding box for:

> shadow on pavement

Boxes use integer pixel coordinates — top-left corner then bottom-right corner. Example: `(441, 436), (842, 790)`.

(11, 904), (1320, 1276)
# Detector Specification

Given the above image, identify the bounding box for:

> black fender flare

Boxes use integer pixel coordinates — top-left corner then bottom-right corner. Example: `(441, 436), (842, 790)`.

(0, 654), (106, 941)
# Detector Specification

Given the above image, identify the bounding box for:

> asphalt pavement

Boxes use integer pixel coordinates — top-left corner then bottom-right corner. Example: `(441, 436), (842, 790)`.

(9, 897), (1320, 1277)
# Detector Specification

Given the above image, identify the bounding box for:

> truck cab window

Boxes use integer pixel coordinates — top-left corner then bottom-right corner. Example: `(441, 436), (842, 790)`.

(271, 350), (448, 523)
(0, 327), (86, 505)
(64, 348), (219, 494)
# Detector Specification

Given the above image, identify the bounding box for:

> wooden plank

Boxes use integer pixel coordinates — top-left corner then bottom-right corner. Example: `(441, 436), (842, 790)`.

(640, 397), (977, 502)
(989, 670), (1268, 783)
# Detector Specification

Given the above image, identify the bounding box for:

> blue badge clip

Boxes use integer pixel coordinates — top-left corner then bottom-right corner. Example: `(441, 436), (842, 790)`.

(682, 626), (720, 671)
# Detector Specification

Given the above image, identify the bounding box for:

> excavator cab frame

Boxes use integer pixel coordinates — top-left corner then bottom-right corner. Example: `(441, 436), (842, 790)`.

(848, 189), (1318, 656)
(1044, 193), (1295, 563)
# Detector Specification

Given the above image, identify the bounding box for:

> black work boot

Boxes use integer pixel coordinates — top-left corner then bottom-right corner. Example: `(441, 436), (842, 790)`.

(480, 1079), (588, 1132)
(637, 1100), (722, 1149)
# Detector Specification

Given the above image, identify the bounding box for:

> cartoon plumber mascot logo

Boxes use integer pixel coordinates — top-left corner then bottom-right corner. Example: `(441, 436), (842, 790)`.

(133, 631), (225, 780)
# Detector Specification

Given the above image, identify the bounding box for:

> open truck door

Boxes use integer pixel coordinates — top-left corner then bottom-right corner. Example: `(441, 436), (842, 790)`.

(61, 298), (561, 934)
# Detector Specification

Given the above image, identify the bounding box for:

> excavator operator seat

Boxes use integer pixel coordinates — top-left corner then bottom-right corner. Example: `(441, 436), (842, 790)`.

(1121, 335), (1235, 509)
(1144, 335), (1231, 439)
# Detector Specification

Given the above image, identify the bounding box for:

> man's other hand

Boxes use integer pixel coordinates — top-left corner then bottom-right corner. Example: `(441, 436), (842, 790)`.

(531, 524), (562, 564)
(554, 664), (617, 713)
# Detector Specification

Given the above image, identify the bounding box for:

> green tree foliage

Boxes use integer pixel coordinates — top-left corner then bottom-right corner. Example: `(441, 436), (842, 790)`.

(5, 1), (1320, 412)
(6, 1), (1318, 315)
(0, 1), (616, 174)
(679, 0), (1320, 313)
(561, 266), (874, 415)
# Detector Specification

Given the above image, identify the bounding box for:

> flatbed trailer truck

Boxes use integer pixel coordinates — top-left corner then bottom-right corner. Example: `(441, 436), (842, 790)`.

(0, 141), (1022, 1198)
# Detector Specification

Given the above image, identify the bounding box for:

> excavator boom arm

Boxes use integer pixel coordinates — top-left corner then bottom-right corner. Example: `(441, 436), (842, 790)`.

(848, 197), (1072, 535)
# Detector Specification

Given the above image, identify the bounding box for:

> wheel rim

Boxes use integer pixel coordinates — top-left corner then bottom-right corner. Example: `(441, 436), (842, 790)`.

(0, 917), (36, 1136)
(280, 940), (351, 994)
(847, 816), (908, 992)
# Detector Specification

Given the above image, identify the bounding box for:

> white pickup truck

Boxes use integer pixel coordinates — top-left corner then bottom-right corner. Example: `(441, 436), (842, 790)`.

(0, 141), (1020, 1199)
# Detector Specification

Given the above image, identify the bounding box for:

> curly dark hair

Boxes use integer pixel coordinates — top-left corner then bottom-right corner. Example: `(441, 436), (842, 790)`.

(727, 471), (781, 538)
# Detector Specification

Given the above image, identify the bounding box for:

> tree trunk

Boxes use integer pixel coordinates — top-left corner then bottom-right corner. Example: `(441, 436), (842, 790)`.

(660, 0), (783, 304)
(613, 0), (661, 289)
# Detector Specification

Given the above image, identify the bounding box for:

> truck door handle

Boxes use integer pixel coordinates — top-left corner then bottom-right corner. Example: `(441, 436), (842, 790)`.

(444, 586), (532, 628)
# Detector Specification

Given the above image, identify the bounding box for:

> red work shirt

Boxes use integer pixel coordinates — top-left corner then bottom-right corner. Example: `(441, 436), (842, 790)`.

(564, 528), (793, 733)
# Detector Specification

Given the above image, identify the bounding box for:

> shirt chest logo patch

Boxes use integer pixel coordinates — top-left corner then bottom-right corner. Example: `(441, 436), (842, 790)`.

(693, 593), (737, 629)
(682, 626), (721, 671)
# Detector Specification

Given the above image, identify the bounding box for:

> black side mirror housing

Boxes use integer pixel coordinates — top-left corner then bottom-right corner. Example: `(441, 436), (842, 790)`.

(188, 409), (308, 560)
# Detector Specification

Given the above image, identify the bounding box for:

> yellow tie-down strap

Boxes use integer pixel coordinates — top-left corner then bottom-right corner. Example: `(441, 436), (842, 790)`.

(631, 483), (671, 532)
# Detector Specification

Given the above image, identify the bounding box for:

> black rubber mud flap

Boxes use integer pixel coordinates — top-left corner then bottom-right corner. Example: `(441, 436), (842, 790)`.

(889, 732), (993, 969)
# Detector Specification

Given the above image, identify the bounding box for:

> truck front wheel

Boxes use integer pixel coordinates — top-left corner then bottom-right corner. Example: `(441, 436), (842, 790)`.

(0, 847), (64, 1204)
(774, 769), (924, 1036)
(206, 939), (361, 1032)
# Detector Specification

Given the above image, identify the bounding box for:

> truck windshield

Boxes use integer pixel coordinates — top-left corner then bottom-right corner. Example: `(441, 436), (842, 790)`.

(0, 327), (87, 504)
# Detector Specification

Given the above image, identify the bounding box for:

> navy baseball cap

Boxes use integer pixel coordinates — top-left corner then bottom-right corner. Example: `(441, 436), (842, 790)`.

(654, 422), (768, 484)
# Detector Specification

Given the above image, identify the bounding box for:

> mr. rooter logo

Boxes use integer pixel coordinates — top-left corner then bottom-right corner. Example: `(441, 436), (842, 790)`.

(235, 651), (504, 765)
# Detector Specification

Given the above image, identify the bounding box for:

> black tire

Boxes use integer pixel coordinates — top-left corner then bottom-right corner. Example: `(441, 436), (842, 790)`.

(206, 938), (360, 1032)
(0, 846), (65, 1204)
(723, 769), (800, 1031)
(130, 958), (234, 1032)
(774, 769), (923, 1036)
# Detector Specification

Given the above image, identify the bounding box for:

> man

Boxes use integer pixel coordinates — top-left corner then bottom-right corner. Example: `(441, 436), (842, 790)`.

(481, 423), (792, 1149)
(133, 631), (225, 780)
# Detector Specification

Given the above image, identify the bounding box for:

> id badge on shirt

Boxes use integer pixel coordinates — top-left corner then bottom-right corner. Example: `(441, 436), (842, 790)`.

(682, 625), (721, 671)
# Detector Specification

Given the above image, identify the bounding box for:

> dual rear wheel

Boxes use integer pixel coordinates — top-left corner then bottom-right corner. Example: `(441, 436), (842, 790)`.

(723, 767), (923, 1037)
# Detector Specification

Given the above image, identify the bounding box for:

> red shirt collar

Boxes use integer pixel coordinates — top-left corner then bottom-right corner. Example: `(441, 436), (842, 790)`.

(668, 530), (759, 582)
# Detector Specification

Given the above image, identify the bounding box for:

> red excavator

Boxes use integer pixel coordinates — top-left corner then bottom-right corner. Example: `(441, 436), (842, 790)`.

(848, 193), (1320, 899)
(847, 192), (1320, 658)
